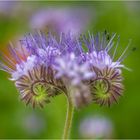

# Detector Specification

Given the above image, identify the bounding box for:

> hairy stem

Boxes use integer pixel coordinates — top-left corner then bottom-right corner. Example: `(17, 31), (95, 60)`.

(62, 97), (74, 139)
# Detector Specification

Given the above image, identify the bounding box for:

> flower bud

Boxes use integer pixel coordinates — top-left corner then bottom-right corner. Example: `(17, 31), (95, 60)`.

(90, 67), (123, 106)
(15, 65), (64, 108)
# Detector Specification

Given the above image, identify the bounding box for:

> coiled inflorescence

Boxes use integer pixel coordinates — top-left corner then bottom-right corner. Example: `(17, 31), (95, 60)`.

(0, 31), (129, 108)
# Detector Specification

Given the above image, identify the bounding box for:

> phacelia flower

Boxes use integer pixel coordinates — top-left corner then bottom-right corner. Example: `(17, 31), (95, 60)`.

(0, 31), (130, 108)
(79, 115), (113, 139)
(30, 8), (92, 36)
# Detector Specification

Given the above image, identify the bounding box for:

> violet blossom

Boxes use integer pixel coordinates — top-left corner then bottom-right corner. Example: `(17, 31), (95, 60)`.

(0, 31), (129, 108)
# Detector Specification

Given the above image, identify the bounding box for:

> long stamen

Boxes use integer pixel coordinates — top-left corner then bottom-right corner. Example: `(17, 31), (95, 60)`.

(112, 35), (120, 61)
(105, 33), (116, 51)
(117, 40), (132, 63)
(0, 62), (13, 73)
(8, 42), (22, 64)
(0, 52), (16, 69)
(106, 41), (115, 53)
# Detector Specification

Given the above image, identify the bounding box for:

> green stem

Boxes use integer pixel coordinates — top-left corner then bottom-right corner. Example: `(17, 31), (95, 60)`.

(62, 98), (74, 139)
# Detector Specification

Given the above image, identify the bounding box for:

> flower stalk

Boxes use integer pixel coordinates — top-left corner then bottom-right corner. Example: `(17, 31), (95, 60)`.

(62, 96), (74, 139)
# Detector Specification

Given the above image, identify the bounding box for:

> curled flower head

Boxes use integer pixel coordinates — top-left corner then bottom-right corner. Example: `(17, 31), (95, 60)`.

(0, 31), (131, 108)
(0, 33), (65, 108)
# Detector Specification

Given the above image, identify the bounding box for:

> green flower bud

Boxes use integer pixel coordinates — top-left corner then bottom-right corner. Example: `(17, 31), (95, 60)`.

(15, 65), (65, 108)
(90, 67), (124, 106)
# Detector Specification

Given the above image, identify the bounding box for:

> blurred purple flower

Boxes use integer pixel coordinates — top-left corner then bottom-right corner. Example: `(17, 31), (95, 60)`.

(0, 1), (24, 17)
(21, 112), (46, 136)
(30, 8), (92, 36)
(79, 115), (113, 139)
(0, 1), (15, 15)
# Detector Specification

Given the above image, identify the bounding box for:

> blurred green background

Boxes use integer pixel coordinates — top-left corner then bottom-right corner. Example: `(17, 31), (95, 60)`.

(0, 1), (140, 139)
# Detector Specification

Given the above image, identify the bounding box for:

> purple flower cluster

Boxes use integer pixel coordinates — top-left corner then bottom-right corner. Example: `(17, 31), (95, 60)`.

(0, 31), (128, 108)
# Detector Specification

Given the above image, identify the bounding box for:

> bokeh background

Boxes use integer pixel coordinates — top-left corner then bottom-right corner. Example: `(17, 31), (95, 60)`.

(0, 1), (140, 139)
